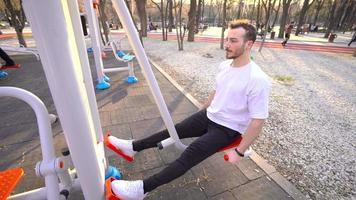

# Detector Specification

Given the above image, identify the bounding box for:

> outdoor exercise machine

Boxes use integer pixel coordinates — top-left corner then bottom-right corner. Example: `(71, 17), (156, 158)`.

(83, 0), (138, 90)
(0, 0), (250, 199)
(0, 45), (40, 61)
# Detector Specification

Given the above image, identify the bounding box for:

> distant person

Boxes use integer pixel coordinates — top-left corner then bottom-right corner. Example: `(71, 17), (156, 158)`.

(148, 21), (156, 31)
(348, 29), (356, 47)
(281, 22), (294, 46)
(0, 48), (15, 68)
(0, 47), (17, 78)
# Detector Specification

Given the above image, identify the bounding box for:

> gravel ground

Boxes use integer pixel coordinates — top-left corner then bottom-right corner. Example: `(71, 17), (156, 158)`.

(134, 38), (356, 200)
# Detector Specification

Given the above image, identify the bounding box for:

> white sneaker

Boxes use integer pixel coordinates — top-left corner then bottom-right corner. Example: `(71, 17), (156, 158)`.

(104, 134), (136, 162)
(111, 180), (145, 200)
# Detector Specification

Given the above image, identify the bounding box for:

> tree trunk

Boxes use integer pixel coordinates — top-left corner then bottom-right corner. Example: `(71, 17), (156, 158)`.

(343, 1), (356, 31)
(168, 0), (173, 32)
(295, 0), (314, 36)
(220, 0), (227, 49)
(324, 0), (338, 38)
(187, 0), (197, 42)
(339, 0), (353, 31)
(98, 0), (110, 44)
(278, 0), (292, 38)
(160, 0), (167, 41)
(3, 0), (27, 47)
(312, 0), (324, 25)
(334, 0), (348, 31)
(262, 0), (277, 28)
(250, 0), (256, 21)
(256, 0), (261, 30)
(196, 0), (203, 31)
(353, 48), (356, 57)
(271, 0), (281, 29)
(237, 0), (243, 19)
(174, 0), (185, 50)
(136, 0), (147, 37)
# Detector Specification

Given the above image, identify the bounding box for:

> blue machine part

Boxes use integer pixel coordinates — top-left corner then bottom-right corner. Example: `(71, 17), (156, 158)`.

(116, 51), (134, 62)
(127, 76), (138, 84)
(105, 166), (122, 180)
(87, 47), (93, 53)
(0, 71), (8, 78)
(96, 80), (110, 90)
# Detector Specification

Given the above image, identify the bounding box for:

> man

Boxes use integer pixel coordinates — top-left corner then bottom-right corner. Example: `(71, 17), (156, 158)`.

(348, 28), (356, 47)
(106, 20), (271, 200)
(282, 22), (294, 46)
(0, 47), (16, 78)
(0, 48), (15, 68)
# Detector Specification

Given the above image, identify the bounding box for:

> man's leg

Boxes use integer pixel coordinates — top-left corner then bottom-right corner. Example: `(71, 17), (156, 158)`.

(349, 38), (356, 46)
(111, 121), (240, 199)
(107, 109), (210, 160)
(133, 109), (209, 152)
(0, 48), (15, 66)
(142, 121), (240, 193)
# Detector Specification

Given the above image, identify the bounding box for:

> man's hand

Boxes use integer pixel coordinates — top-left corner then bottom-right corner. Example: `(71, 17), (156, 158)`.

(200, 90), (215, 110)
(236, 119), (265, 153)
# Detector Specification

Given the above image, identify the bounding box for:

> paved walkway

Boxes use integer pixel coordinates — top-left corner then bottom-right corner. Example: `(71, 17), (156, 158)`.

(0, 52), (305, 199)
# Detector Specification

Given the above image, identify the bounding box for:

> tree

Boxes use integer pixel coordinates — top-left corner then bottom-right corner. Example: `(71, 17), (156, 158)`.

(250, 0), (256, 22)
(271, 0), (281, 30)
(295, 0), (315, 36)
(151, 0), (169, 41)
(236, 0), (243, 19)
(98, 0), (110, 44)
(341, 0), (356, 31)
(262, 0), (277, 30)
(323, 0), (338, 38)
(312, 0), (325, 25)
(195, 0), (203, 31)
(256, 0), (261, 30)
(220, 0), (227, 49)
(187, 0), (197, 41)
(339, 0), (354, 32)
(136, 0), (148, 37)
(1, 0), (27, 47)
(333, 0), (348, 31)
(168, 0), (174, 32)
(173, 0), (187, 50)
(278, 0), (292, 38)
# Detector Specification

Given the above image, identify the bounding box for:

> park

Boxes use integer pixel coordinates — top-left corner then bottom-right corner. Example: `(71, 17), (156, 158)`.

(0, 0), (355, 200)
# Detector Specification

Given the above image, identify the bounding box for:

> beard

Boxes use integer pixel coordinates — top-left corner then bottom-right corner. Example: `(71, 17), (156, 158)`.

(225, 45), (246, 59)
(225, 42), (246, 59)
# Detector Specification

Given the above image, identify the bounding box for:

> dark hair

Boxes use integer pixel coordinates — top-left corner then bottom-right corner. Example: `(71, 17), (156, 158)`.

(229, 19), (257, 42)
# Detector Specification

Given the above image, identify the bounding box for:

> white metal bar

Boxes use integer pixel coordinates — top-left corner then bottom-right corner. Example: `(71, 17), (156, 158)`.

(22, 1), (105, 200)
(0, 87), (59, 200)
(84, 0), (105, 83)
(103, 66), (130, 73)
(111, 0), (187, 150)
(9, 178), (82, 200)
(67, 0), (105, 150)
(0, 45), (40, 60)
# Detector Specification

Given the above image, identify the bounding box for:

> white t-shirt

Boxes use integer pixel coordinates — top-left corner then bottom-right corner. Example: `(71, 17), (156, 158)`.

(207, 60), (271, 134)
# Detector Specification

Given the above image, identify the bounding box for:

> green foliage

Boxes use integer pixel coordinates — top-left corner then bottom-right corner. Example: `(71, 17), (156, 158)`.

(273, 75), (294, 85)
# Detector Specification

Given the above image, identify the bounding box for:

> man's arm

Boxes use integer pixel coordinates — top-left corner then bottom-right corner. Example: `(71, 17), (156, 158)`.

(236, 118), (265, 153)
(200, 90), (215, 110)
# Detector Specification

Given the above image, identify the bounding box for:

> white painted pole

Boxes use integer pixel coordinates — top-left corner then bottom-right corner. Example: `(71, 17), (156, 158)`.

(0, 87), (59, 200)
(22, 1), (105, 199)
(111, 0), (187, 150)
(84, 0), (105, 84)
(67, 0), (105, 151)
